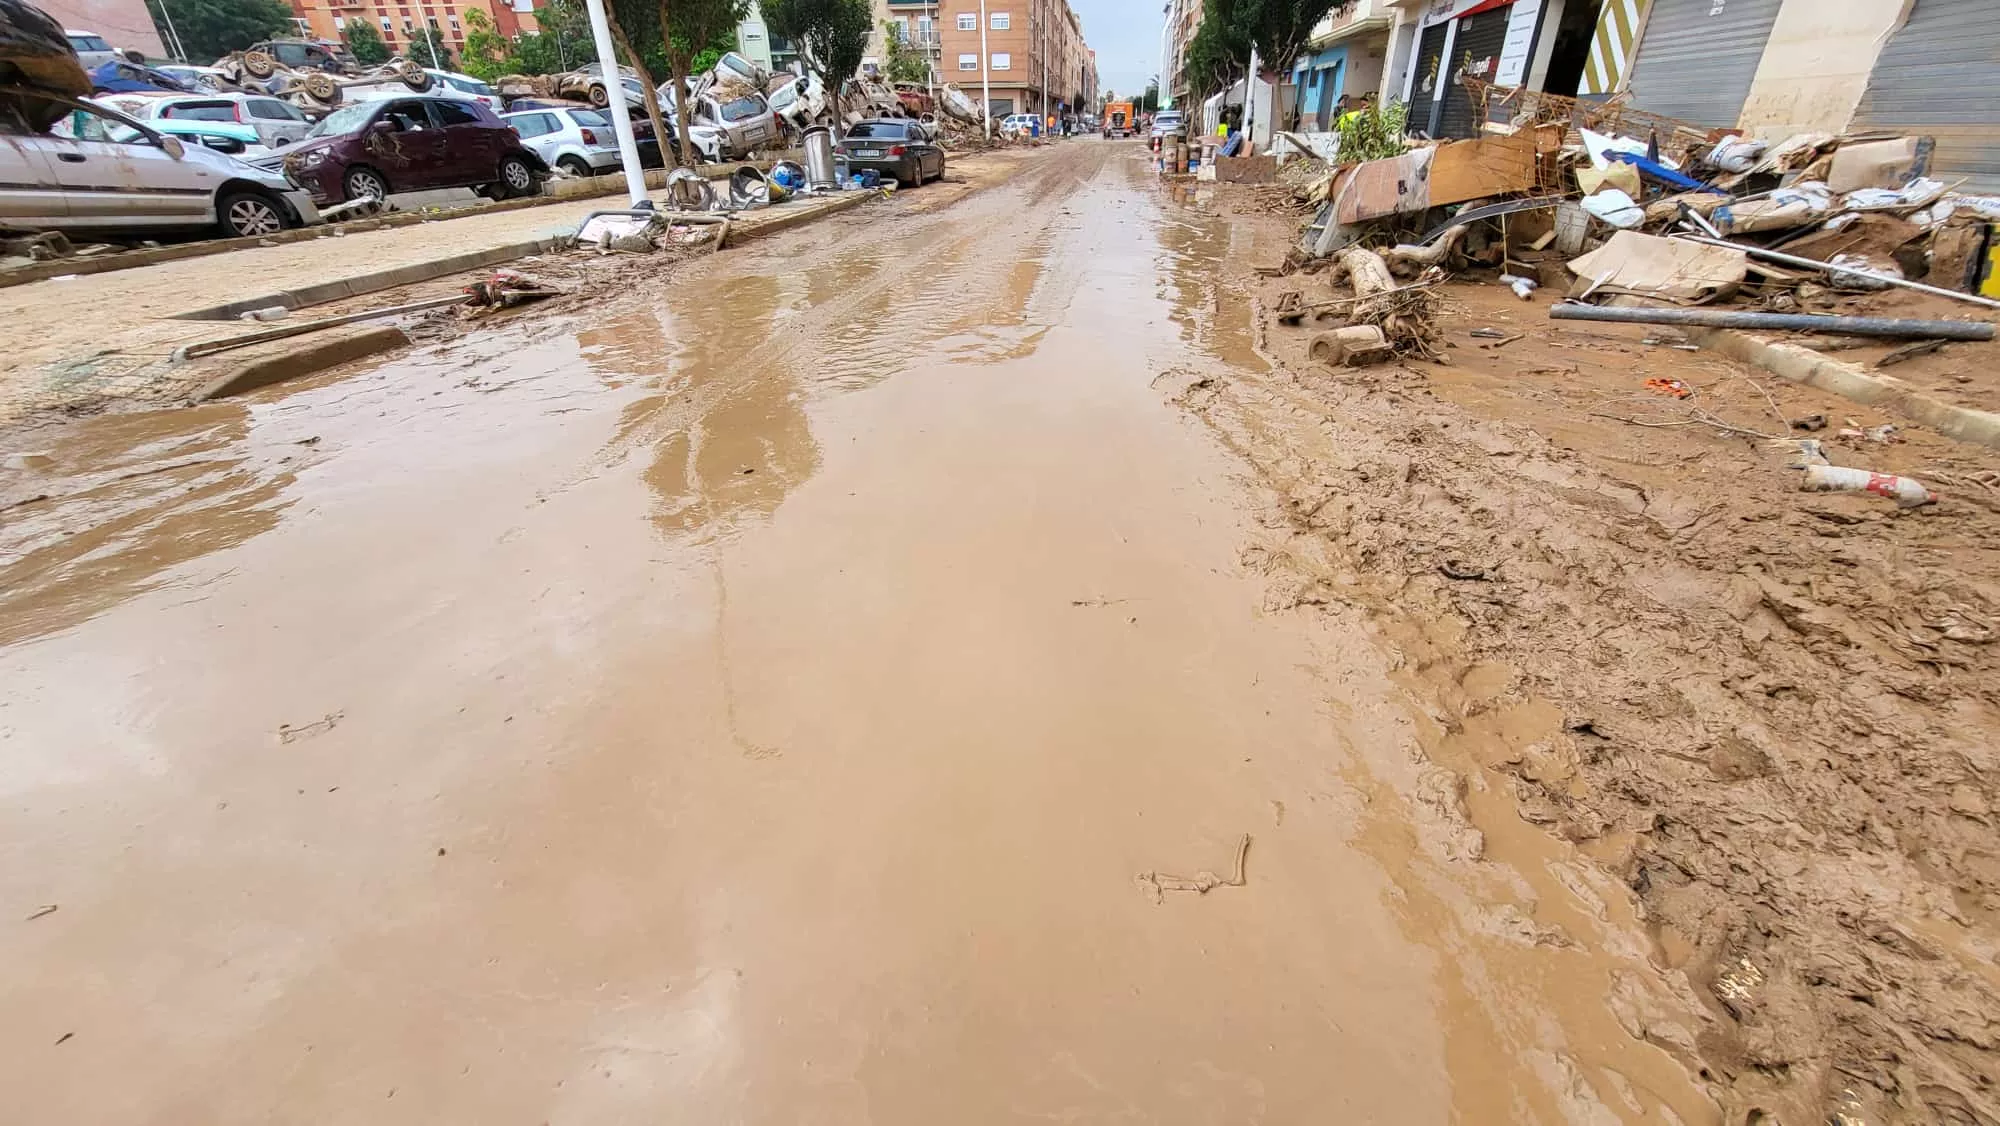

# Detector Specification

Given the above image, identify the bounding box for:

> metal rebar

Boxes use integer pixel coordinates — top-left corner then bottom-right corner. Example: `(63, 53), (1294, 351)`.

(1548, 303), (1995, 341)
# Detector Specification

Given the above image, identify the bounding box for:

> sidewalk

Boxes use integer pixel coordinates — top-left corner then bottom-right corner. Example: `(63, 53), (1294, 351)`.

(0, 173), (904, 427)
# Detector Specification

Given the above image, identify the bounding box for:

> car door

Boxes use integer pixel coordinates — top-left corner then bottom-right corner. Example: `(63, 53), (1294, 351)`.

(0, 97), (69, 226)
(44, 100), (218, 225)
(361, 99), (448, 190)
(425, 99), (499, 185)
(245, 97), (307, 148)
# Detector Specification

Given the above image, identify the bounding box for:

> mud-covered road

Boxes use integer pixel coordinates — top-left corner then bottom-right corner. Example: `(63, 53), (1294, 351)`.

(3, 142), (1753, 1122)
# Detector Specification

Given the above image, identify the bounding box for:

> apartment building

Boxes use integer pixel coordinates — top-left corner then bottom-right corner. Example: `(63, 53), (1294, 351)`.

(738, 0), (803, 73)
(936, 0), (1091, 118)
(866, 0), (944, 80)
(1165, 0), (1201, 106)
(289, 0), (539, 61)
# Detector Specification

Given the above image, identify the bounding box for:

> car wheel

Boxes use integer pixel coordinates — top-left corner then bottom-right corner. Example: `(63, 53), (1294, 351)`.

(217, 190), (288, 238)
(557, 155), (593, 178)
(588, 84), (610, 107)
(343, 165), (389, 202)
(497, 155), (538, 197)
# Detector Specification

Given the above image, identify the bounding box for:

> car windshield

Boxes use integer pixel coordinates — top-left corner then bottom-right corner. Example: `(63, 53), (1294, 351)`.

(448, 76), (494, 96)
(719, 95), (764, 122)
(846, 122), (905, 138)
(307, 101), (377, 137)
(1155, 113), (1181, 125)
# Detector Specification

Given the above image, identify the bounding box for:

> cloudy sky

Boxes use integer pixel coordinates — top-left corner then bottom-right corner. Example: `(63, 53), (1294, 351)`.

(1071, 0), (1165, 100)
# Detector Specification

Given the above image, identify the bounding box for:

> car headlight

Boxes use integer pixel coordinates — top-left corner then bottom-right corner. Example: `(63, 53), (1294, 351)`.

(302, 151), (325, 168)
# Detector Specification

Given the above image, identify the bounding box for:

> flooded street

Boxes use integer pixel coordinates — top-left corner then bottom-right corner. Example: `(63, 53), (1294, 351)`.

(1, 143), (1715, 1123)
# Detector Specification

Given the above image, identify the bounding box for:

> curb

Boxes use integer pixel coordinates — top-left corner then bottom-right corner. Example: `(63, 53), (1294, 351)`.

(173, 236), (573, 320)
(1689, 328), (2000, 450)
(192, 325), (410, 402)
(177, 191), (876, 321)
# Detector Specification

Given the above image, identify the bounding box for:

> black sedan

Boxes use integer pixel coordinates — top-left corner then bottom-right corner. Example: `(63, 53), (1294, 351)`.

(835, 119), (944, 187)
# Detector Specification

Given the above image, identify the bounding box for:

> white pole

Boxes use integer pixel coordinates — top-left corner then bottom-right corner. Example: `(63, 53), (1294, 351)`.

(1240, 43), (1257, 144)
(579, 0), (649, 206)
(424, 20), (442, 69)
(979, 0), (991, 138)
(155, 0), (189, 61)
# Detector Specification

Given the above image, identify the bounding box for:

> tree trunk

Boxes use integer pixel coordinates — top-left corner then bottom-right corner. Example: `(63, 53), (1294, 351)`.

(1332, 246), (1395, 299)
(607, 15), (676, 170)
(673, 69), (696, 164)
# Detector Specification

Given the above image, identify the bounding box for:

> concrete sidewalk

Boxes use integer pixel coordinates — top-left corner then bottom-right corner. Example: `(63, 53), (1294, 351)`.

(0, 148), (1029, 427)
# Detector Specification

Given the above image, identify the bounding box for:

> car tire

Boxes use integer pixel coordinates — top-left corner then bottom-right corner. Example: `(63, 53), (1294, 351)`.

(216, 189), (289, 238)
(557, 155), (593, 178)
(496, 155), (539, 198)
(342, 165), (389, 202)
(588, 84), (610, 107)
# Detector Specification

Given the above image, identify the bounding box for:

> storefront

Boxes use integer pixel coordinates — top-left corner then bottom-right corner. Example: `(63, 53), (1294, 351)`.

(1291, 46), (1349, 130)
(1397, 0), (1557, 136)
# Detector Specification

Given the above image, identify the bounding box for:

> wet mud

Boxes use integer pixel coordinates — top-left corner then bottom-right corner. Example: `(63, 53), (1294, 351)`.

(0, 142), (1754, 1122)
(1172, 186), (2000, 1123)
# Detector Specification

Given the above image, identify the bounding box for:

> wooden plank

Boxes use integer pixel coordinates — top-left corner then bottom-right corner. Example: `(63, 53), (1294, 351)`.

(1427, 129), (1539, 206)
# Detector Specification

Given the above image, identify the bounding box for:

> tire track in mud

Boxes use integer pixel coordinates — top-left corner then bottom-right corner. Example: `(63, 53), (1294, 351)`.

(575, 144), (1114, 534)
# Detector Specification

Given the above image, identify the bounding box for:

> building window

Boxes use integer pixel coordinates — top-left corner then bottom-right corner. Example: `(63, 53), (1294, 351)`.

(958, 52), (977, 69)
(991, 51), (1010, 69)
(379, 15), (392, 29)
(990, 11), (1008, 28)
(332, 15), (343, 27)
(957, 12), (975, 29)
(448, 13), (459, 26)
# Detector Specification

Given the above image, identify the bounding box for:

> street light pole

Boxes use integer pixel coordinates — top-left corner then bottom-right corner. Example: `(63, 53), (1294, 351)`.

(423, 20), (442, 69)
(979, 0), (991, 138)
(579, 0), (650, 206)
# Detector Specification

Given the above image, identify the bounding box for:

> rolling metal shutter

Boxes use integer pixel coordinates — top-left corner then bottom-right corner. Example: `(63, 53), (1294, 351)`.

(1851, 0), (2000, 195)
(1623, 0), (1782, 128)
(1436, 7), (1513, 139)
(1407, 21), (1452, 135)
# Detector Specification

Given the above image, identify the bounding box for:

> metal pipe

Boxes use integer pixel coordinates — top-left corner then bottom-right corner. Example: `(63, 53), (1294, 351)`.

(1672, 233), (2000, 311)
(1549, 303), (1995, 341)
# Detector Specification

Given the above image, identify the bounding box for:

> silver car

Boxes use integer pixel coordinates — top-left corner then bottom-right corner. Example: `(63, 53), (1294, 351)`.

(502, 106), (622, 177)
(655, 84), (777, 158)
(65, 29), (116, 69)
(0, 88), (319, 238)
(113, 93), (313, 150)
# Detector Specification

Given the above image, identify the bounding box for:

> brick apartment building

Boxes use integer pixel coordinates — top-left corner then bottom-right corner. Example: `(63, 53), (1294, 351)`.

(934, 0), (1094, 119)
(287, 0), (540, 64)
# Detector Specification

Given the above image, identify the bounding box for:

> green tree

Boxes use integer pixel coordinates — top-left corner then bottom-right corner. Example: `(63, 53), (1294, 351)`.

(342, 20), (390, 66)
(1136, 79), (1160, 113)
(654, 0), (751, 166)
(457, 8), (509, 80)
(1247, 0), (1349, 77)
(882, 20), (928, 85)
(762, 0), (869, 100)
(406, 23), (454, 70)
(143, 0), (292, 62)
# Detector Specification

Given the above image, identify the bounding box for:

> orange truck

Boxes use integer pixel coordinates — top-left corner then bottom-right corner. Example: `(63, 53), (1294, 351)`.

(1101, 101), (1135, 139)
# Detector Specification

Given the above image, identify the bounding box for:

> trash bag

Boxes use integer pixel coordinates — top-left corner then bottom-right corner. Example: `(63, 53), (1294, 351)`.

(0, 0), (89, 103)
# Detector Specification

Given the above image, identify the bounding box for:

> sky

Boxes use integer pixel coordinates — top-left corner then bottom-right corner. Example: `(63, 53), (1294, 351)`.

(1069, 0), (1164, 100)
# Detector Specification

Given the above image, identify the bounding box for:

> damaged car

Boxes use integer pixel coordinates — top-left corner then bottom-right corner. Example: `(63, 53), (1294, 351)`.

(0, 86), (318, 237)
(261, 95), (547, 203)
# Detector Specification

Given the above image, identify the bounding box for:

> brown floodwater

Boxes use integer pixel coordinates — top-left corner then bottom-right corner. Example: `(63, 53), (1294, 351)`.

(0, 143), (1717, 1123)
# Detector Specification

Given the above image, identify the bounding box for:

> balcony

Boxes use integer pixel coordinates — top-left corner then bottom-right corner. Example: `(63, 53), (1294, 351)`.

(886, 0), (935, 7)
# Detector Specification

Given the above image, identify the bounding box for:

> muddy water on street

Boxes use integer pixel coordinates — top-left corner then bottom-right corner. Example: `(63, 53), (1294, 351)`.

(0, 144), (1710, 1123)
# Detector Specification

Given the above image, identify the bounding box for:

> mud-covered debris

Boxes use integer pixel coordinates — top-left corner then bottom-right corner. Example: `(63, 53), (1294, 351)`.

(1801, 464), (1937, 507)
(463, 269), (564, 315)
(1137, 834), (1251, 904)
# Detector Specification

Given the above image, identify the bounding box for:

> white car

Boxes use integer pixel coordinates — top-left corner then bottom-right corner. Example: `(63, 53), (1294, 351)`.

(425, 69), (503, 112)
(998, 112), (1040, 137)
(103, 92), (312, 150)
(502, 105), (624, 177)
(65, 29), (117, 69)
(0, 89), (318, 238)
(1149, 109), (1185, 143)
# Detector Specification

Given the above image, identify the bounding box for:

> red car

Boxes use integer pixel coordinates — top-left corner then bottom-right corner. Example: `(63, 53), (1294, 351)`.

(259, 95), (548, 203)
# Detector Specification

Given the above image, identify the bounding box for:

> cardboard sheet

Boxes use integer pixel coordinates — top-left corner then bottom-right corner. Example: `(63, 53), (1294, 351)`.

(1568, 231), (1748, 305)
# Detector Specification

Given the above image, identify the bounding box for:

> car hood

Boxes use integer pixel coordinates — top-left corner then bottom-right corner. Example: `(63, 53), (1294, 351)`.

(257, 134), (339, 166)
